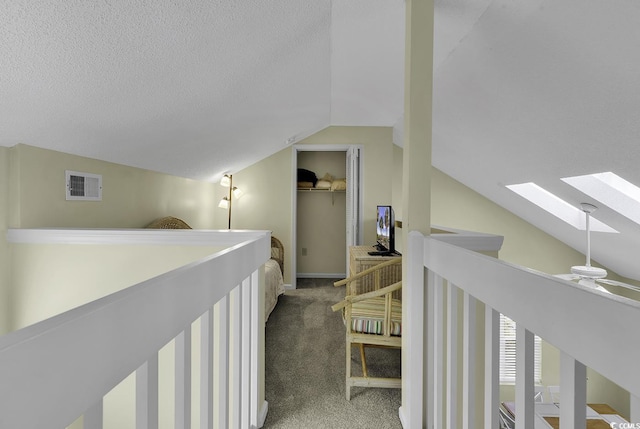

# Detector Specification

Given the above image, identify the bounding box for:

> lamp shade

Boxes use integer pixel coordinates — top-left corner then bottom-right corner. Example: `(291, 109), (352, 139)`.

(220, 174), (232, 187)
(218, 196), (230, 209)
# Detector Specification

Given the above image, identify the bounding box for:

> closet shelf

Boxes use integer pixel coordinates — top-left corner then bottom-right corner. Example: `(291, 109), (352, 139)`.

(297, 188), (345, 193)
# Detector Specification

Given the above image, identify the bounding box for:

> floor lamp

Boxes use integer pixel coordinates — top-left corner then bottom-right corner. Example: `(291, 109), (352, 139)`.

(218, 174), (241, 229)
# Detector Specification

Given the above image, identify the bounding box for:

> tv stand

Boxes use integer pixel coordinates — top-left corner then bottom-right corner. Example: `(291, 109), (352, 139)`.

(349, 246), (402, 294)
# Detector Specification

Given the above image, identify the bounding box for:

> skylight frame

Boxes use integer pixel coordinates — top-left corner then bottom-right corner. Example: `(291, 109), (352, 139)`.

(562, 172), (640, 227)
(506, 182), (618, 233)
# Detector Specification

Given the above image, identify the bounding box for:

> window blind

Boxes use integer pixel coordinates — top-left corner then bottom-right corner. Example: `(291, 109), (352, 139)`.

(499, 314), (542, 384)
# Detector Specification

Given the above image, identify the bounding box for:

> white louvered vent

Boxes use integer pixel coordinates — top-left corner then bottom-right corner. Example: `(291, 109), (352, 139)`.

(66, 170), (102, 201)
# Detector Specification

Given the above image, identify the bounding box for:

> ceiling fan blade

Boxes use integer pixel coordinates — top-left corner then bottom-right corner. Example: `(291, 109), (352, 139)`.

(597, 278), (640, 293)
(555, 273), (580, 281)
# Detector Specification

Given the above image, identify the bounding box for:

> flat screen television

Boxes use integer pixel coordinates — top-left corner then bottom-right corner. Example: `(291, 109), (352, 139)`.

(375, 205), (395, 254)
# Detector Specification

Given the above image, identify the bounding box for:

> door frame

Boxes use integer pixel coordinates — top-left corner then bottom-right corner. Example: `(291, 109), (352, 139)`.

(291, 144), (363, 288)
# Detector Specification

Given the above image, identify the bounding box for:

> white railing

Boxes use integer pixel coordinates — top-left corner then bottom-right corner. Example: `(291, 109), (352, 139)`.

(0, 229), (270, 429)
(401, 231), (640, 428)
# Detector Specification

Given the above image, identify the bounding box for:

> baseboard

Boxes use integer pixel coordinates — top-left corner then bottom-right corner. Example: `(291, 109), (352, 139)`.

(256, 400), (268, 428)
(283, 283), (294, 290)
(296, 273), (346, 279)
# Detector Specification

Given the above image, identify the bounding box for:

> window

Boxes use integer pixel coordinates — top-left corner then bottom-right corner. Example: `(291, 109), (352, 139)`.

(500, 314), (542, 384)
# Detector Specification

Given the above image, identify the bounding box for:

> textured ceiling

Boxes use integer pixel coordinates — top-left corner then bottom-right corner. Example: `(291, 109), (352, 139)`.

(2, 0), (640, 281)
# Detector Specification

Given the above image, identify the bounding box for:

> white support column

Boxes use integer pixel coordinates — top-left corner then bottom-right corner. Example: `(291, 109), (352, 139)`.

(136, 355), (159, 429)
(241, 277), (252, 428)
(446, 283), (459, 429)
(215, 296), (230, 429)
(462, 292), (476, 429)
(231, 285), (242, 428)
(84, 401), (103, 429)
(400, 231), (425, 428)
(515, 326), (534, 429)
(175, 328), (191, 429)
(434, 275), (445, 428)
(559, 351), (586, 429)
(484, 306), (500, 429)
(201, 308), (214, 429)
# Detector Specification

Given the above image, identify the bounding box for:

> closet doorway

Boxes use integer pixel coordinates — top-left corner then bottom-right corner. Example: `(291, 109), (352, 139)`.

(292, 145), (362, 288)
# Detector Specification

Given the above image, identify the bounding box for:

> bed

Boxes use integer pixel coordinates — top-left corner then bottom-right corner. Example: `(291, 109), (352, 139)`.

(265, 236), (285, 321)
(145, 217), (284, 322)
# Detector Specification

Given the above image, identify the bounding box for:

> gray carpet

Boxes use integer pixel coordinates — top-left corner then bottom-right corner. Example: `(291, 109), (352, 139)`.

(263, 278), (402, 428)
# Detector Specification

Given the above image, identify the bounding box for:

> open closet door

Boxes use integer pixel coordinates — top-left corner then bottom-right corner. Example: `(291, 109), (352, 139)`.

(346, 146), (361, 273)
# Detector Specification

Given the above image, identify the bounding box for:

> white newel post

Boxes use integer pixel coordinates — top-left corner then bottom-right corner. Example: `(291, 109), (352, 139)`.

(400, 231), (425, 428)
(241, 277), (252, 428)
(515, 326), (534, 429)
(559, 351), (586, 429)
(484, 306), (500, 429)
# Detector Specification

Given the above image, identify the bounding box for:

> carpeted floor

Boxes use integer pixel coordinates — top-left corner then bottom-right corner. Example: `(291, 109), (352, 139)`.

(263, 278), (402, 429)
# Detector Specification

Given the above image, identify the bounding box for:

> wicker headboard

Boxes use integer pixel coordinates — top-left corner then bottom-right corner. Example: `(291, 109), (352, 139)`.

(145, 216), (192, 229)
(271, 236), (284, 274)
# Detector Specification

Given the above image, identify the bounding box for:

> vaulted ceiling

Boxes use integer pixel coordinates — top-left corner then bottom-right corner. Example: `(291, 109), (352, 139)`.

(2, 0), (640, 281)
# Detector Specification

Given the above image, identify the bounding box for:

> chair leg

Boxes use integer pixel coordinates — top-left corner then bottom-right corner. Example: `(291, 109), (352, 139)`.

(346, 340), (352, 400)
(359, 343), (368, 377)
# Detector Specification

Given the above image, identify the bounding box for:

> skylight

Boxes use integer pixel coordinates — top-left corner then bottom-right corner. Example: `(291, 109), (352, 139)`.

(506, 182), (618, 232)
(562, 172), (640, 227)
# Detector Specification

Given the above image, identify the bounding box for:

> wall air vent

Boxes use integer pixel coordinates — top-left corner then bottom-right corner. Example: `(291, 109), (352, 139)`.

(65, 170), (102, 201)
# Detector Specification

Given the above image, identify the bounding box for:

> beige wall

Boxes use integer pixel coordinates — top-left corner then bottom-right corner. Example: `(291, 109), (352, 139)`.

(0, 147), (10, 335)
(297, 151), (346, 275)
(230, 126), (395, 283)
(9, 144), (218, 229)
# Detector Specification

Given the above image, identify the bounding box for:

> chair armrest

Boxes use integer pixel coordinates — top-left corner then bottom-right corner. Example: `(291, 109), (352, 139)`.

(331, 281), (402, 312)
(333, 258), (402, 287)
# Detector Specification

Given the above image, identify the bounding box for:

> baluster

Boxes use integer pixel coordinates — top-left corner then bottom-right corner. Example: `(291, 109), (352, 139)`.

(201, 308), (214, 429)
(433, 274), (445, 428)
(175, 328), (191, 429)
(447, 283), (459, 429)
(462, 292), (476, 429)
(250, 270), (261, 428)
(241, 277), (252, 428)
(83, 401), (103, 429)
(231, 284), (242, 427)
(559, 351), (586, 429)
(215, 296), (230, 429)
(484, 306), (500, 429)
(515, 325), (534, 429)
(136, 354), (159, 429)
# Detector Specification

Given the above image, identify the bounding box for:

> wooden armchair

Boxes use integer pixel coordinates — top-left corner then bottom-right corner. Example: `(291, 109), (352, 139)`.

(332, 257), (402, 400)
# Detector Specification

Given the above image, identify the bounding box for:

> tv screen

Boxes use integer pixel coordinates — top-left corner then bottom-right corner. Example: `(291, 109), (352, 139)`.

(376, 205), (395, 253)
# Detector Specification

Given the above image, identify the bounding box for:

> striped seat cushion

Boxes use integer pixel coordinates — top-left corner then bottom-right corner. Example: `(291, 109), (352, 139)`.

(350, 297), (402, 336)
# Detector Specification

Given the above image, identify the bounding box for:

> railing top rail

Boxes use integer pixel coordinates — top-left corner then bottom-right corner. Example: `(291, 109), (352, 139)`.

(0, 230), (270, 429)
(416, 232), (640, 398)
(6, 227), (270, 246)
